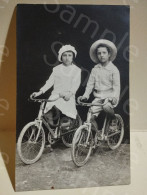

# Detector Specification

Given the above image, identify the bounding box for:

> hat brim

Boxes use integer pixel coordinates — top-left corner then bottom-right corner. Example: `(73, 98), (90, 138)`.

(89, 39), (117, 63)
(58, 45), (77, 62)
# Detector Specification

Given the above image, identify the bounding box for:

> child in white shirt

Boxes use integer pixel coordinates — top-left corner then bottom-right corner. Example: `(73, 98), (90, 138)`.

(81, 39), (120, 123)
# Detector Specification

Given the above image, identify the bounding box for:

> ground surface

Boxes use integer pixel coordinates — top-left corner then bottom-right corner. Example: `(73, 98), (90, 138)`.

(15, 143), (130, 191)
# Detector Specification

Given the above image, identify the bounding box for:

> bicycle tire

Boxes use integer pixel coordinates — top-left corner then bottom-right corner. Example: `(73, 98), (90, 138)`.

(17, 121), (45, 164)
(71, 125), (93, 167)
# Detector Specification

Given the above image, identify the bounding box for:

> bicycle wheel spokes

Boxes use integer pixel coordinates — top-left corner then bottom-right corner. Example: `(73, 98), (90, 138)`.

(62, 132), (74, 145)
(108, 120), (121, 142)
(75, 132), (88, 157)
(72, 126), (93, 166)
(107, 114), (124, 150)
(22, 126), (43, 160)
(17, 122), (45, 164)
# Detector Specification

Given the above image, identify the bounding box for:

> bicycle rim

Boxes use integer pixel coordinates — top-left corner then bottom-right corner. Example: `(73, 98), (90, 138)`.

(17, 122), (45, 164)
(72, 125), (93, 167)
(107, 114), (124, 150)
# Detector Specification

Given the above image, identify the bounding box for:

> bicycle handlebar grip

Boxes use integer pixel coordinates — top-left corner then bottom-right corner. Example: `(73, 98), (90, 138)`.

(77, 96), (83, 105)
(29, 94), (37, 102)
(30, 94), (34, 100)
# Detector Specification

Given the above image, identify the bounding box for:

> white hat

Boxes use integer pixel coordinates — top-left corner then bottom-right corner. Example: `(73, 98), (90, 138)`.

(89, 39), (117, 63)
(58, 45), (77, 62)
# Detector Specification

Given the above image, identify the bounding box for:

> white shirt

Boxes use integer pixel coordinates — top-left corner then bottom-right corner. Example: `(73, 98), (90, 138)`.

(83, 61), (120, 105)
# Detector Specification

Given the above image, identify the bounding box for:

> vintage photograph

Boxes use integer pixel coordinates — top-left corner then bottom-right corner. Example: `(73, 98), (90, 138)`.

(16, 4), (130, 191)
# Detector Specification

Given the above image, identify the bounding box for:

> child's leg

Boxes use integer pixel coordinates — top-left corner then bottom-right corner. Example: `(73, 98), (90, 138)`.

(60, 114), (77, 129)
(103, 102), (115, 118)
(44, 106), (61, 126)
(52, 106), (61, 124)
(103, 102), (118, 131)
(44, 106), (61, 151)
(90, 98), (103, 129)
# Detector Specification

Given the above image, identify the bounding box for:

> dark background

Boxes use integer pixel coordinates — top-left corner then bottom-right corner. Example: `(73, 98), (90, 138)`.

(17, 4), (130, 141)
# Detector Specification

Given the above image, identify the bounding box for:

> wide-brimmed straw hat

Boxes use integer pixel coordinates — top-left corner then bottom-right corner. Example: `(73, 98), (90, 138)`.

(58, 45), (77, 62)
(89, 39), (117, 63)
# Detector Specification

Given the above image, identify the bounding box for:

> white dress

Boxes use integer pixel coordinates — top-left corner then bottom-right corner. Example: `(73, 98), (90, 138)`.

(40, 63), (81, 119)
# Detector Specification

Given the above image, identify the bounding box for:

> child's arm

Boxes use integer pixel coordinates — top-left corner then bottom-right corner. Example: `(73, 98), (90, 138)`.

(82, 69), (95, 99)
(39, 72), (54, 94)
(30, 70), (55, 98)
(112, 68), (120, 104)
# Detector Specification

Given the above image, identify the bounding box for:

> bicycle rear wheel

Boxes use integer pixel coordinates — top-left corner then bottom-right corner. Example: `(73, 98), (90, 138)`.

(107, 114), (124, 150)
(71, 125), (93, 167)
(61, 114), (82, 147)
(17, 121), (45, 164)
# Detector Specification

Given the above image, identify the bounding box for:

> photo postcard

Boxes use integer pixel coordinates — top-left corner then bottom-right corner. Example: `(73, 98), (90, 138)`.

(16, 4), (130, 191)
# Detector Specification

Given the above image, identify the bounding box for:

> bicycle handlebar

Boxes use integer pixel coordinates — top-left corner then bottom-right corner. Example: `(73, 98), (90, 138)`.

(77, 97), (92, 107)
(77, 96), (110, 107)
(29, 95), (60, 103)
(29, 95), (111, 106)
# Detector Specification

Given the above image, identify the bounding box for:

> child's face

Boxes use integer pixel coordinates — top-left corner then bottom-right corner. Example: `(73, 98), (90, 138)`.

(97, 47), (110, 64)
(61, 51), (74, 66)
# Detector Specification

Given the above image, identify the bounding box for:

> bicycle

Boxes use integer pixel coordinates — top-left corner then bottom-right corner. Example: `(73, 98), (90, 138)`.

(71, 97), (124, 167)
(17, 95), (82, 164)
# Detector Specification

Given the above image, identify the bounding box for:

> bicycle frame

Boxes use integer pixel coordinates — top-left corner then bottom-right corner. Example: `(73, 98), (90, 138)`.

(78, 97), (111, 142)
(100, 114), (109, 140)
(35, 101), (60, 140)
(33, 97), (75, 141)
(42, 118), (59, 139)
(84, 111), (108, 142)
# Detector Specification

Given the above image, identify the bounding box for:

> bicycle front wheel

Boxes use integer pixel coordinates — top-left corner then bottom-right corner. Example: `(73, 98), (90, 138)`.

(107, 114), (124, 150)
(71, 125), (93, 167)
(17, 121), (45, 164)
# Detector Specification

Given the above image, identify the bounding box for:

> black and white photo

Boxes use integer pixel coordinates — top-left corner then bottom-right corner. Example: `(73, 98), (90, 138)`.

(16, 4), (130, 191)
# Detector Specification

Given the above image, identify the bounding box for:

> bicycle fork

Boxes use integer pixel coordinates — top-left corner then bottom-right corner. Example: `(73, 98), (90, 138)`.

(29, 102), (45, 142)
(32, 119), (43, 142)
(84, 123), (92, 145)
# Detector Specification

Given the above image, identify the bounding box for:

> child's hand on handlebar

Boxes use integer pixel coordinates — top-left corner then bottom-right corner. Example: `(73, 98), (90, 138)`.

(108, 97), (117, 105)
(103, 97), (117, 105)
(81, 96), (88, 101)
(78, 96), (88, 103)
(30, 91), (43, 99)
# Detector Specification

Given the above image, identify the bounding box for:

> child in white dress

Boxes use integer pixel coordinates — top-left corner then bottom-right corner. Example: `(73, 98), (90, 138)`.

(31, 45), (81, 124)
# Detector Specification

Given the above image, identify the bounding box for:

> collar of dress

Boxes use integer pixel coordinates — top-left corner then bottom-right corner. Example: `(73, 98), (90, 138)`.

(61, 63), (74, 68)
